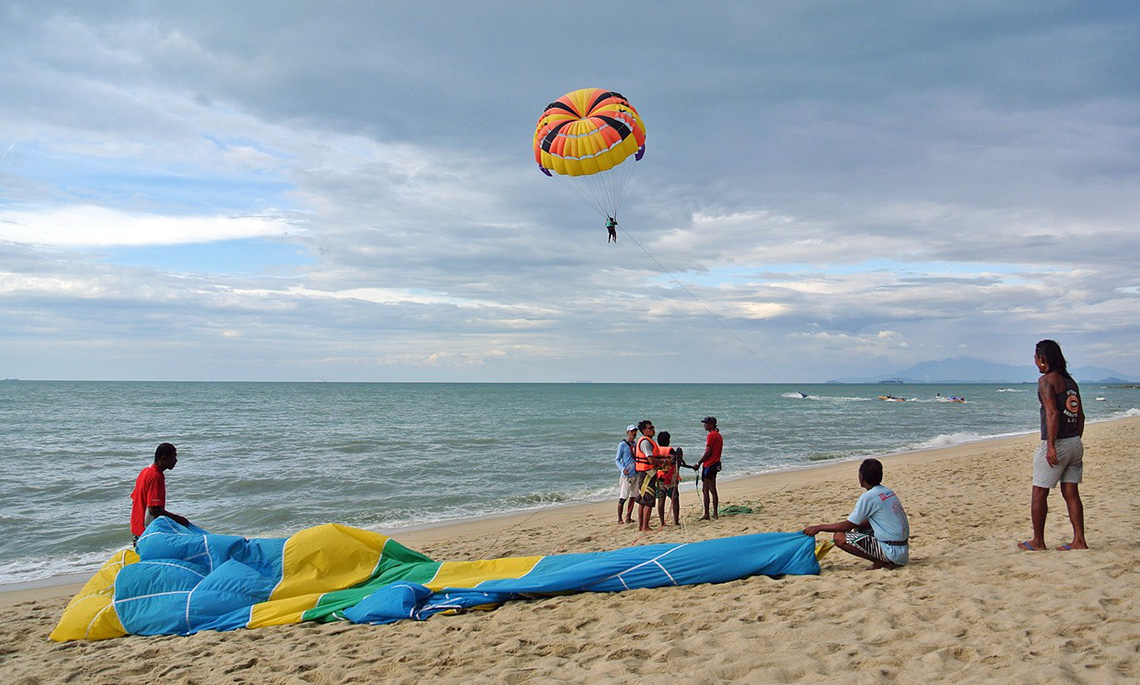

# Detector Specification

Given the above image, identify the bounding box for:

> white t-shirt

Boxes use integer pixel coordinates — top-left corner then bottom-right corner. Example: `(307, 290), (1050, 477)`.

(848, 484), (910, 564)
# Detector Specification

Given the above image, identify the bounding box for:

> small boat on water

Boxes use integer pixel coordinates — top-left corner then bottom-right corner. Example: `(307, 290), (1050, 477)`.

(1096, 396), (1107, 402)
(878, 395), (906, 402)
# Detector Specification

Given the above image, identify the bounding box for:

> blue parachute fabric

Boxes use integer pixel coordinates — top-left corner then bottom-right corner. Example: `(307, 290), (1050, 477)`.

(348, 531), (819, 624)
(340, 582), (436, 625)
(116, 517), (286, 635)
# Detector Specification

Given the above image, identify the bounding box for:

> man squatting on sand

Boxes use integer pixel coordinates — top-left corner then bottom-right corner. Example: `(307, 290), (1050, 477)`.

(130, 442), (191, 546)
(615, 424), (638, 523)
(803, 458), (910, 570)
(1019, 339), (1087, 552)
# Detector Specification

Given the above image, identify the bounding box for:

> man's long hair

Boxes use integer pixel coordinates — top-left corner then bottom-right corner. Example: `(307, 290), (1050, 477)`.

(1035, 339), (1071, 379)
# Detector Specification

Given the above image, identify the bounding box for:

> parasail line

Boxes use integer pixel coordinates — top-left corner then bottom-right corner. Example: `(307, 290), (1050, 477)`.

(617, 225), (783, 382)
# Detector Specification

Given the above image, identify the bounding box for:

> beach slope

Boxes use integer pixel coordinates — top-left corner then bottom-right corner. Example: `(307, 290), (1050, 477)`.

(2, 417), (1138, 683)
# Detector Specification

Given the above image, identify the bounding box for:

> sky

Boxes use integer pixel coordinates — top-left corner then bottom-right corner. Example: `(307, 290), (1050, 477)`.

(2, 1), (1139, 383)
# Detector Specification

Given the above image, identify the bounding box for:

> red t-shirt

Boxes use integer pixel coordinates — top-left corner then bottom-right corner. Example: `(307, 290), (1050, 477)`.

(130, 464), (166, 536)
(704, 430), (723, 467)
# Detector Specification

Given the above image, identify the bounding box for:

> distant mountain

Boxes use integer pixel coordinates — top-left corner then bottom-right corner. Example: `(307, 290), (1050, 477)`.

(827, 358), (1139, 384)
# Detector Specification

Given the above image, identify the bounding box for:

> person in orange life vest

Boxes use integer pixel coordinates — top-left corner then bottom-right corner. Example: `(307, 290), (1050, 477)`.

(694, 416), (723, 520)
(655, 431), (686, 526)
(633, 420), (672, 531)
(130, 442), (191, 546)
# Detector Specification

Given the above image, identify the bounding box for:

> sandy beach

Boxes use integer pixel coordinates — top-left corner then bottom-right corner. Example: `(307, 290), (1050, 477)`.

(3, 417), (1138, 683)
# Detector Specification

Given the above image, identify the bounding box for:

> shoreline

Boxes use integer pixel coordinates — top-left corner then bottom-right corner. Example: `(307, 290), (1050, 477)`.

(0, 420), (1096, 608)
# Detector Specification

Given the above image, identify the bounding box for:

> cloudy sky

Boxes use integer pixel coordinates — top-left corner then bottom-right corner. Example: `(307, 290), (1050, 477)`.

(2, 1), (1139, 382)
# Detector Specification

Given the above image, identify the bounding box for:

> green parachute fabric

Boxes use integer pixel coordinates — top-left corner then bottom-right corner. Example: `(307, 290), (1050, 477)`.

(51, 518), (820, 641)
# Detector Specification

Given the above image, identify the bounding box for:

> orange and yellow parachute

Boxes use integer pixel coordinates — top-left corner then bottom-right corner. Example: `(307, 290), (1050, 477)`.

(533, 88), (646, 219)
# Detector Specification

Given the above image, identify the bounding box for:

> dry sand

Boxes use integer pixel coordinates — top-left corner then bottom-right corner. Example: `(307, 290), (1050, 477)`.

(3, 417), (1139, 684)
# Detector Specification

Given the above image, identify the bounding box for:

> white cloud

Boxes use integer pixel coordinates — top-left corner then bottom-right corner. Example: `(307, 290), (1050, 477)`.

(0, 206), (297, 246)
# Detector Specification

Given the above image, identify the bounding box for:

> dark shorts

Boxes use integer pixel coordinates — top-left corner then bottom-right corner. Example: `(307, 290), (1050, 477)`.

(635, 470), (659, 504)
(702, 462), (721, 480)
(657, 485), (678, 502)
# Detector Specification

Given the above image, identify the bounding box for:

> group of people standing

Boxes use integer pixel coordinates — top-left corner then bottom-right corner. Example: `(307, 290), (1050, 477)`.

(614, 416), (722, 531)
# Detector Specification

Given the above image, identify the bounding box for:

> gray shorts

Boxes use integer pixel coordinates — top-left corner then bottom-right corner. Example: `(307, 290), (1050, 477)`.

(1032, 436), (1084, 489)
(618, 474), (635, 500)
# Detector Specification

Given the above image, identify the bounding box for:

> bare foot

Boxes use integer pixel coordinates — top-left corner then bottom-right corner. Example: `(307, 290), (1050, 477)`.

(699, 515), (710, 521)
(870, 561), (899, 570)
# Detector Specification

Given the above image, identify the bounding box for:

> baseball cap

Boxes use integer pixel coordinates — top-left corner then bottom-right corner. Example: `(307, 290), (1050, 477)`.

(701, 416), (717, 424)
(626, 424), (638, 432)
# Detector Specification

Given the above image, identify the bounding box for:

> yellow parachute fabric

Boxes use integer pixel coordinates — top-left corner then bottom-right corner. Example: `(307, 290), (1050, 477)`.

(533, 88), (646, 220)
(533, 88), (646, 178)
(48, 548), (137, 641)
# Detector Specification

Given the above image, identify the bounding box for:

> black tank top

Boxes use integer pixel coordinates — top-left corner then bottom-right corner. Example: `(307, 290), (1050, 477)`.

(1040, 375), (1081, 440)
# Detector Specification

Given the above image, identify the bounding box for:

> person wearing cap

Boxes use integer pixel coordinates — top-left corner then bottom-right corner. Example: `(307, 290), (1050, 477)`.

(694, 416), (723, 520)
(614, 424), (638, 523)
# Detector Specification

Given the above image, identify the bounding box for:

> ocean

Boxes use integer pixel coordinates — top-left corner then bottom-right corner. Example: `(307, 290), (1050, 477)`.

(1, 380), (1136, 587)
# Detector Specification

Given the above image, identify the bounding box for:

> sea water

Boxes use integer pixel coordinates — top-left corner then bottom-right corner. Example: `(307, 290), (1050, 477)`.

(0, 381), (1136, 586)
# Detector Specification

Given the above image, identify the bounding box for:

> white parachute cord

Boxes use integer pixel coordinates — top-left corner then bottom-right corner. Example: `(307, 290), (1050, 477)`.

(617, 225), (782, 382)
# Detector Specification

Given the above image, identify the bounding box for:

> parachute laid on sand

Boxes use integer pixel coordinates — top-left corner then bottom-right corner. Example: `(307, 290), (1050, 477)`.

(533, 88), (646, 220)
(51, 518), (820, 641)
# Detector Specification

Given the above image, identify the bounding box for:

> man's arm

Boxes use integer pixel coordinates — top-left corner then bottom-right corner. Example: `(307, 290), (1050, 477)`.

(695, 443), (712, 468)
(1038, 374), (1062, 466)
(802, 520), (858, 537)
(146, 505), (190, 527)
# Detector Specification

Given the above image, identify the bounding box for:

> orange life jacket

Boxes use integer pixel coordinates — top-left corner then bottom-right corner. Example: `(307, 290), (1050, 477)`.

(635, 435), (659, 472)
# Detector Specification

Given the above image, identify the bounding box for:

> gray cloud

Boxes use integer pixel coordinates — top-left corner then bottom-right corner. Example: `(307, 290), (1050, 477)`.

(2, 1), (1139, 381)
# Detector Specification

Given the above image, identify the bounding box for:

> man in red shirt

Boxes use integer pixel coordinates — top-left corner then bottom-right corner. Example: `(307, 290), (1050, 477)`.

(694, 417), (723, 520)
(130, 442), (190, 544)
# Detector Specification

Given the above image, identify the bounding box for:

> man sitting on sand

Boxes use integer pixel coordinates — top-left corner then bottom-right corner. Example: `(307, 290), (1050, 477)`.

(130, 443), (191, 546)
(802, 458), (910, 570)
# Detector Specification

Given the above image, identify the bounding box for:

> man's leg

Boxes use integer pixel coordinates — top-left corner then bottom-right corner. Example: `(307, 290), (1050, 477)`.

(671, 492), (680, 524)
(1025, 485), (1050, 550)
(624, 497), (635, 522)
(1057, 482), (1087, 549)
(699, 481), (711, 520)
(618, 498), (626, 523)
(708, 475), (719, 520)
(832, 531), (897, 570)
(657, 496), (666, 525)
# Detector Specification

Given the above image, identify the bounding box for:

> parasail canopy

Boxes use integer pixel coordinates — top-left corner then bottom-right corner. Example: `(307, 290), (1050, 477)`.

(51, 518), (821, 641)
(533, 88), (646, 220)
